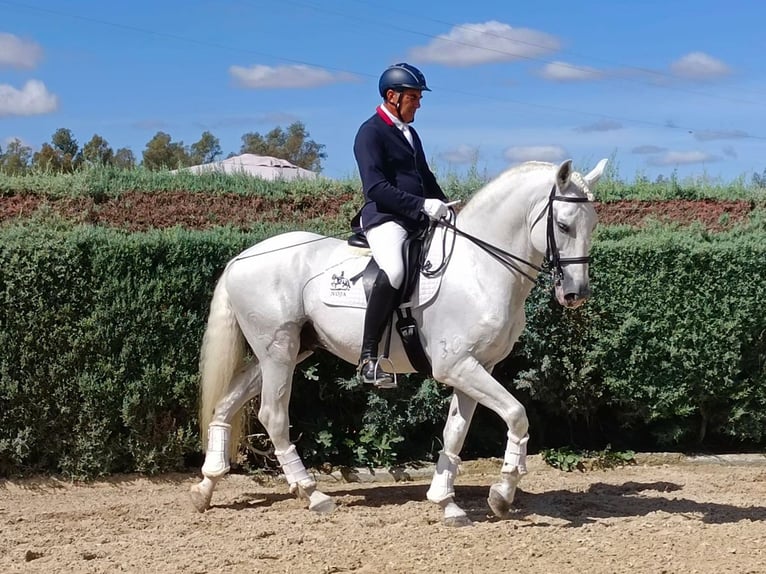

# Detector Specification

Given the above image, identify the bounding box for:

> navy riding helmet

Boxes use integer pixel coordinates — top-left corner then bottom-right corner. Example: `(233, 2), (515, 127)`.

(378, 63), (431, 98)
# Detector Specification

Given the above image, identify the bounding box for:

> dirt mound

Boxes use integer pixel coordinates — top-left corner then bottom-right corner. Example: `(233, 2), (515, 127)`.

(0, 193), (754, 231)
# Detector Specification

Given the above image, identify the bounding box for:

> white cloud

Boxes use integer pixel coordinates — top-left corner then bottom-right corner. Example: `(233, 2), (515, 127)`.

(574, 119), (622, 133)
(722, 146), (737, 158)
(632, 145), (667, 155)
(692, 129), (748, 141)
(230, 64), (356, 89)
(201, 113), (300, 129)
(0, 80), (58, 117)
(670, 52), (731, 80)
(0, 33), (43, 69)
(409, 21), (559, 67)
(504, 145), (567, 164)
(647, 150), (718, 166)
(439, 144), (479, 164)
(539, 61), (603, 82)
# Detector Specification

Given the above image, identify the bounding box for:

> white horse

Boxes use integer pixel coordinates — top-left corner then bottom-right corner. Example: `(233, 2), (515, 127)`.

(189, 158), (607, 526)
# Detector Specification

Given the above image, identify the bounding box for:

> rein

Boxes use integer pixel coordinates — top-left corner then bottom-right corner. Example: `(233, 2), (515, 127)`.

(427, 184), (592, 285)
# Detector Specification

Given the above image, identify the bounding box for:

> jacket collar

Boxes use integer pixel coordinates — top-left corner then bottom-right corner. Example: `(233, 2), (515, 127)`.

(376, 105), (417, 148)
(376, 104), (396, 126)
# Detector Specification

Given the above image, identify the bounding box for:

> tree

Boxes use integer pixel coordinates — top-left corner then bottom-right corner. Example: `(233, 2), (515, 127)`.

(752, 168), (766, 188)
(189, 131), (221, 165)
(240, 121), (326, 172)
(81, 134), (114, 166)
(50, 128), (81, 172)
(141, 131), (190, 170)
(32, 143), (63, 172)
(113, 147), (136, 170)
(0, 138), (32, 175)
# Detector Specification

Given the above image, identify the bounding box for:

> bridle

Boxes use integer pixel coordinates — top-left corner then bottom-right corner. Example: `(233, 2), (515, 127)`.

(543, 184), (593, 285)
(424, 184), (593, 287)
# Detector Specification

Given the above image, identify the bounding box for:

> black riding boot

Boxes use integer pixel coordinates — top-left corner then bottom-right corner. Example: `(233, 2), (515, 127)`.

(359, 270), (400, 387)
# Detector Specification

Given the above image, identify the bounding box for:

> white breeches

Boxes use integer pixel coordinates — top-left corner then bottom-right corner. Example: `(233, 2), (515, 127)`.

(365, 221), (407, 290)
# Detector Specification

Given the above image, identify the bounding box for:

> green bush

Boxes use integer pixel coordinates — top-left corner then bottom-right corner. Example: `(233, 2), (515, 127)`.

(508, 227), (766, 450)
(0, 224), (252, 477)
(1, 220), (764, 478)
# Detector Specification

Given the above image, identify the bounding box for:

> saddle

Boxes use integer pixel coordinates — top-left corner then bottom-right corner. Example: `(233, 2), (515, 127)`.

(347, 228), (433, 376)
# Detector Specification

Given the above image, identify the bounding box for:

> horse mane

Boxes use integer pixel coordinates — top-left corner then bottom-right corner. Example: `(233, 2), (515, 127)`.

(461, 161), (593, 216)
(460, 161), (555, 216)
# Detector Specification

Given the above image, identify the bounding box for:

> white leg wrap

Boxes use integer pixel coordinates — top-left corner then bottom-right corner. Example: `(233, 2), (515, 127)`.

(201, 422), (231, 478)
(426, 451), (461, 504)
(501, 432), (529, 475)
(275, 445), (314, 490)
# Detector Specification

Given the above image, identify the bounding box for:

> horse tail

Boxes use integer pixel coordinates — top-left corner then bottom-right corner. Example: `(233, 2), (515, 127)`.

(199, 271), (247, 459)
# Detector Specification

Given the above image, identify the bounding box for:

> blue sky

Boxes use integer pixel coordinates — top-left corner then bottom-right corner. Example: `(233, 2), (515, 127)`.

(2, 0), (765, 182)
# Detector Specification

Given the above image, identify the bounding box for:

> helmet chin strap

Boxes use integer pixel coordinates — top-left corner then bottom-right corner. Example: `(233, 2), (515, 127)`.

(392, 91), (406, 123)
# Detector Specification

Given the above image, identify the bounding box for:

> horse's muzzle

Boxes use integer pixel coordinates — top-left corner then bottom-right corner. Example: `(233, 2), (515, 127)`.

(557, 285), (591, 308)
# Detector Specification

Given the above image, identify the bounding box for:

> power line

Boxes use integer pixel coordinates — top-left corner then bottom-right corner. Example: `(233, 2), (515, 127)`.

(0, 0), (375, 81)
(274, 0), (766, 107)
(3, 0), (766, 142)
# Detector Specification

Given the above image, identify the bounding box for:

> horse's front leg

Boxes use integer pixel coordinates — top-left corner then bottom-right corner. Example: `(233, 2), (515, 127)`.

(426, 390), (477, 527)
(190, 359), (263, 512)
(436, 356), (529, 521)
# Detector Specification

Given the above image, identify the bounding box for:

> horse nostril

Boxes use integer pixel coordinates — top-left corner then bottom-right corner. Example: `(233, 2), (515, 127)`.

(564, 293), (578, 302)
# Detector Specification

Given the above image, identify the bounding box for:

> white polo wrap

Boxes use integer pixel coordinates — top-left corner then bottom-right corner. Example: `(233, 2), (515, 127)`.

(201, 422), (231, 478)
(426, 450), (461, 504)
(501, 432), (529, 475)
(275, 444), (312, 488)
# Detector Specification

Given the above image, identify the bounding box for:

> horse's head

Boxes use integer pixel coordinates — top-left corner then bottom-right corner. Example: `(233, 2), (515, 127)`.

(532, 158), (606, 308)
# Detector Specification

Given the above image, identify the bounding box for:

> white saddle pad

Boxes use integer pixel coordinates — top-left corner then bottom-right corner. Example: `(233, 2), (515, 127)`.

(318, 240), (445, 309)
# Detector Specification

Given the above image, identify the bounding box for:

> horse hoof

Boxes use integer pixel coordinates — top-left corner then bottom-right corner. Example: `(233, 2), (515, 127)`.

(307, 491), (336, 514)
(309, 497), (336, 514)
(189, 484), (212, 513)
(443, 514), (473, 527)
(487, 489), (512, 519)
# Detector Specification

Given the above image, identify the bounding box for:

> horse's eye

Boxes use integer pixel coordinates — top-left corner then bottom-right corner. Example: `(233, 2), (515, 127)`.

(557, 222), (570, 233)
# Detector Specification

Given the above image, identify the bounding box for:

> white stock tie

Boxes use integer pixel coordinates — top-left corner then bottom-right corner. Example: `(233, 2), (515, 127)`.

(401, 124), (413, 147)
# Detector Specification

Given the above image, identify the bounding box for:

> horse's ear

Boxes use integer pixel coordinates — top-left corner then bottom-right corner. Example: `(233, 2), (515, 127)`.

(584, 158), (608, 188)
(556, 159), (574, 188)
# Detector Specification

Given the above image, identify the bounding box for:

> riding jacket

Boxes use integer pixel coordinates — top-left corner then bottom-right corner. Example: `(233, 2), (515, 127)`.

(352, 107), (446, 234)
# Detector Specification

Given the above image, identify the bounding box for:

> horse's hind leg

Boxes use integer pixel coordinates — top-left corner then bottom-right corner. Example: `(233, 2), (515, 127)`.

(257, 329), (335, 514)
(426, 390), (477, 527)
(190, 359), (263, 512)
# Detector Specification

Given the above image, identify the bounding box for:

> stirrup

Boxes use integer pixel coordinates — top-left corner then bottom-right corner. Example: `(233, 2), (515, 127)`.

(358, 357), (398, 389)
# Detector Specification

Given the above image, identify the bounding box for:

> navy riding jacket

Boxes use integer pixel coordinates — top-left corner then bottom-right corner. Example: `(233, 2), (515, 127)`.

(352, 107), (446, 234)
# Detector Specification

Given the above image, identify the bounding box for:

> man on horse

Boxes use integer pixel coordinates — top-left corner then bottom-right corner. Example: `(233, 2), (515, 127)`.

(352, 62), (450, 387)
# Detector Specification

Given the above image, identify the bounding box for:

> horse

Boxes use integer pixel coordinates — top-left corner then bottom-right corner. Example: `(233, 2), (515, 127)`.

(189, 157), (607, 526)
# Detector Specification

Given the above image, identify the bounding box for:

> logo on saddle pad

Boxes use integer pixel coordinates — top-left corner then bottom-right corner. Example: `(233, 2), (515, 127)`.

(319, 245), (442, 309)
(329, 271), (351, 292)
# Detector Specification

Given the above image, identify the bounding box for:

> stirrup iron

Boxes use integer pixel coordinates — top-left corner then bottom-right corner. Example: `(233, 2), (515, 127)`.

(359, 356), (398, 389)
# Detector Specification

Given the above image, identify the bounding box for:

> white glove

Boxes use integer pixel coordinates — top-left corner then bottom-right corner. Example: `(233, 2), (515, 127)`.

(422, 198), (449, 220)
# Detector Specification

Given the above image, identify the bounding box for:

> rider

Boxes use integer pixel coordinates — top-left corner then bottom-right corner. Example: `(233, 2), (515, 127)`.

(352, 62), (450, 387)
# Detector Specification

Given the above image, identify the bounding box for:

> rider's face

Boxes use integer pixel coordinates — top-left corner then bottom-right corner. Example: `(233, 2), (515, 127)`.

(386, 89), (422, 123)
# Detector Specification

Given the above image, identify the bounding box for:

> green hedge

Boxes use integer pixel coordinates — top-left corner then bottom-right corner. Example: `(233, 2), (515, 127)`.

(506, 225), (766, 451)
(1, 222), (764, 478)
(0, 224), (251, 477)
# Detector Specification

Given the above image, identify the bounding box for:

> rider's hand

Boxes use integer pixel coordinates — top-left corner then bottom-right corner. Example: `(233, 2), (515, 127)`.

(422, 198), (449, 220)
